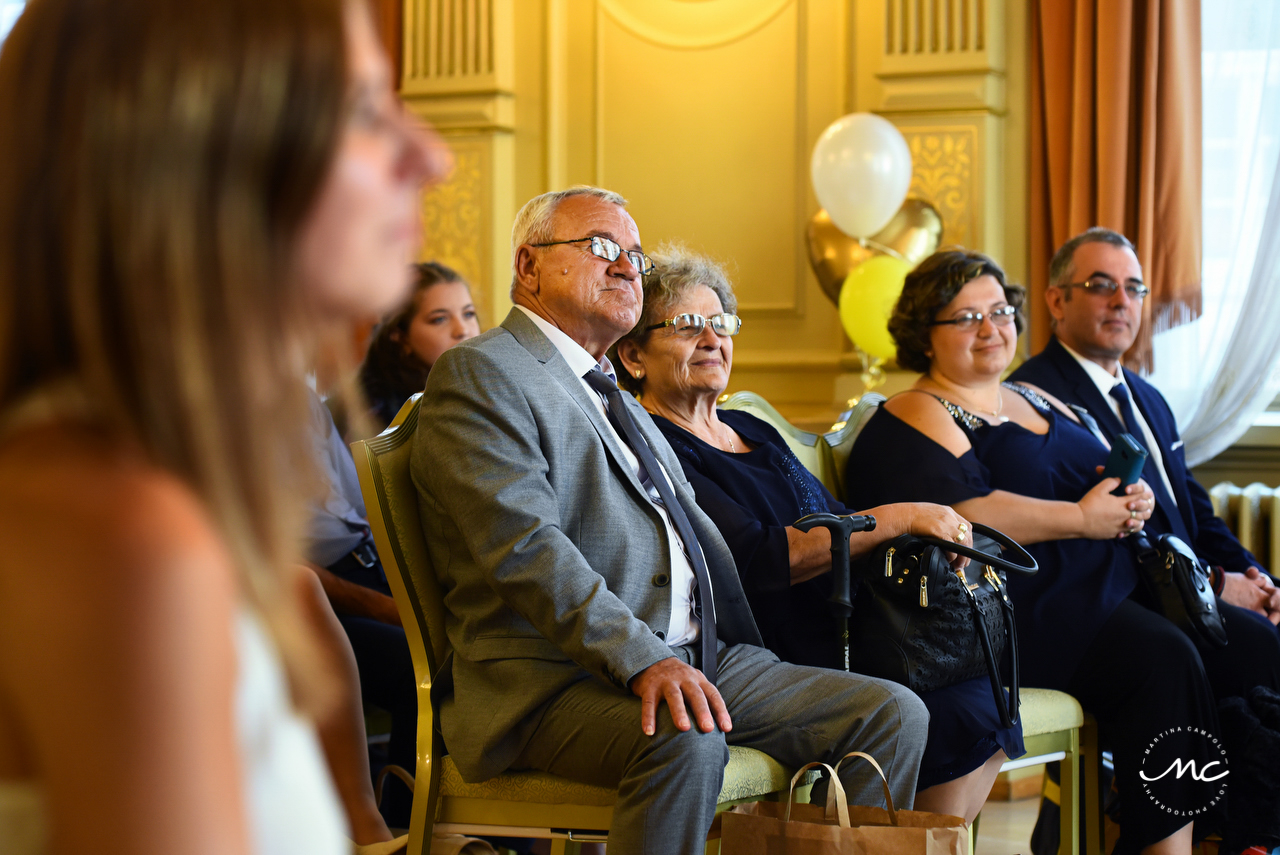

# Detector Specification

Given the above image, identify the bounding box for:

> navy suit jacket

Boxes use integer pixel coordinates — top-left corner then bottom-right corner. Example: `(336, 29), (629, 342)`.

(1010, 336), (1264, 574)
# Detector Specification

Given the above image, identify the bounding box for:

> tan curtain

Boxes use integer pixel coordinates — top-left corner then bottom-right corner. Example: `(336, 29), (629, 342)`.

(1029, 0), (1202, 371)
(371, 0), (402, 85)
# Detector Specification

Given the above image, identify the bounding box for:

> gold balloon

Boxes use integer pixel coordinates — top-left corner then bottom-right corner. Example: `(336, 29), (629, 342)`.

(806, 198), (944, 305)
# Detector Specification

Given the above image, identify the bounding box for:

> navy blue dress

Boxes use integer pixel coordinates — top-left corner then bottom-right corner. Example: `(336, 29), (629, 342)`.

(653, 408), (1024, 790)
(845, 386), (1227, 850)
(845, 385), (1139, 690)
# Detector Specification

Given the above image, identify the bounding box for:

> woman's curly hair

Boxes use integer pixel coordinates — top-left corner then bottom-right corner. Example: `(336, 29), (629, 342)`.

(888, 248), (1025, 373)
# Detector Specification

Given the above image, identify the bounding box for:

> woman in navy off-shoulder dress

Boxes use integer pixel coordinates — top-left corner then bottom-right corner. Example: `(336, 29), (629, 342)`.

(844, 249), (1239, 854)
(611, 245), (1023, 824)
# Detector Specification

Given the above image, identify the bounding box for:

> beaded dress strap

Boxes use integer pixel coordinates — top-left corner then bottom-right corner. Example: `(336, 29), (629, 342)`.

(926, 395), (987, 432)
(1004, 382), (1053, 413)
(915, 381), (1050, 432)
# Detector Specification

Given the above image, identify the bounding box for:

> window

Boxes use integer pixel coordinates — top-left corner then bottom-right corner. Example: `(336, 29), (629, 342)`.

(0, 1), (24, 48)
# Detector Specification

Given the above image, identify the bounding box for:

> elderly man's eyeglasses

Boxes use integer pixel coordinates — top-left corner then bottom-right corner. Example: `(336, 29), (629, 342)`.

(930, 305), (1018, 331)
(645, 312), (744, 337)
(530, 235), (655, 276)
(1062, 276), (1150, 300)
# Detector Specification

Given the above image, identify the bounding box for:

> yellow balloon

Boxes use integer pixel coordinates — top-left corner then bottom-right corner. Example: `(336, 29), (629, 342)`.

(838, 255), (911, 362)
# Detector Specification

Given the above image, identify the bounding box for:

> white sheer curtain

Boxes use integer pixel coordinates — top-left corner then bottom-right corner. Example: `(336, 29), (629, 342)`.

(0, 1), (24, 47)
(1146, 0), (1280, 466)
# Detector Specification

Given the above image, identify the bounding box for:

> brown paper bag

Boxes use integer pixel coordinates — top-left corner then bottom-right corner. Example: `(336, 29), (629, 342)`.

(720, 752), (968, 855)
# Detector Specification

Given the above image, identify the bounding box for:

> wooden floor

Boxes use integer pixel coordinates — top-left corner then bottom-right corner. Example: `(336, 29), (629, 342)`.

(975, 796), (1041, 855)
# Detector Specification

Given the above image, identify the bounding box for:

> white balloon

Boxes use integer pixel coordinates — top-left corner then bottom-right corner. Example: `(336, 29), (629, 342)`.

(811, 113), (912, 239)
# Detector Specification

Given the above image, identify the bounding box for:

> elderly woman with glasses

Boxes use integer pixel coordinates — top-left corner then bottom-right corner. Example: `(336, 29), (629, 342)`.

(612, 244), (1024, 824)
(842, 248), (1247, 854)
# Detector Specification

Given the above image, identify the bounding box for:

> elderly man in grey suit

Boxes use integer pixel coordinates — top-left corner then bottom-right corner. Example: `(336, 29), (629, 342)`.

(412, 185), (929, 853)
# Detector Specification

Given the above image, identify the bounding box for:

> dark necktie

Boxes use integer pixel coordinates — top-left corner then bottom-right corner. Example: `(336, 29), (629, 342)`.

(582, 368), (718, 685)
(1110, 383), (1147, 452)
(1110, 382), (1188, 539)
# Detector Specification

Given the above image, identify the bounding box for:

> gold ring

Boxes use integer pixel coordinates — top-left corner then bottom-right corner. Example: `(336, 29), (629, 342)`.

(1130, 510), (1139, 520)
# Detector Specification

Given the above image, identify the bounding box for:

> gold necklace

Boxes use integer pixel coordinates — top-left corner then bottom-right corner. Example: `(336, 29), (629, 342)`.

(726, 432), (737, 453)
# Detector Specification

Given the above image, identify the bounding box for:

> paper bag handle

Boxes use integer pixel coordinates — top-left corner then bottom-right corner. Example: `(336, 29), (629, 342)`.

(823, 751), (898, 826)
(784, 762), (850, 828)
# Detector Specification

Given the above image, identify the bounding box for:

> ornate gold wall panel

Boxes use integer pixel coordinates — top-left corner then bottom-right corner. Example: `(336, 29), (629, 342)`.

(854, 0), (1025, 285)
(404, 0), (517, 322)
(540, 0), (851, 409)
(403, 0), (1028, 420)
(902, 126), (977, 251)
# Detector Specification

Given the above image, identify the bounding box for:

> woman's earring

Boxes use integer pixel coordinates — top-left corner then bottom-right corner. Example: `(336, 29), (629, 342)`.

(635, 370), (644, 379)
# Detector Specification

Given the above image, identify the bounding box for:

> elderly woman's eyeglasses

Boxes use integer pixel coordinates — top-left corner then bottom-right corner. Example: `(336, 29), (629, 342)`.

(930, 305), (1018, 331)
(645, 312), (744, 337)
(1062, 276), (1150, 300)
(529, 235), (655, 276)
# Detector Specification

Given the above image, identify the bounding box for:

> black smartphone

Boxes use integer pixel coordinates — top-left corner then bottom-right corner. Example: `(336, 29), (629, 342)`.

(1102, 432), (1148, 496)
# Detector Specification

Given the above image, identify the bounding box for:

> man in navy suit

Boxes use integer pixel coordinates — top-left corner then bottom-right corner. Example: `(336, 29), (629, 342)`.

(1011, 228), (1280, 669)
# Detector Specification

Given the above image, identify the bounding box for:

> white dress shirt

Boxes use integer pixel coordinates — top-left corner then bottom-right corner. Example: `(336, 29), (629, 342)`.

(513, 305), (701, 646)
(1059, 340), (1178, 507)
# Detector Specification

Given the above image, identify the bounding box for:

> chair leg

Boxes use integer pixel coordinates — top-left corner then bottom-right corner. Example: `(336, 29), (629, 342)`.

(1059, 729), (1081, 855)
(1079, 717), (1103, 855)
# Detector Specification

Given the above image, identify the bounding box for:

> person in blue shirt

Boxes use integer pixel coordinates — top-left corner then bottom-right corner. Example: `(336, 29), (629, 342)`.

(305, 388), (415, 828)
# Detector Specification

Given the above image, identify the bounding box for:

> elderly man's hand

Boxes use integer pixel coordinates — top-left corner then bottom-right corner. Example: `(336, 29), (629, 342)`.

(629, 657), (732, 736)
(1221, 567), (1280, 624)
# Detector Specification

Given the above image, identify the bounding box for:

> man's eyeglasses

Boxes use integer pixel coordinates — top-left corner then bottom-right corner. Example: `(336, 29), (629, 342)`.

(929, 305), (1018, 331)
(645, 312), (744, 337)
(530, 235), (655, 276)
(1062, 276), (1150, 300)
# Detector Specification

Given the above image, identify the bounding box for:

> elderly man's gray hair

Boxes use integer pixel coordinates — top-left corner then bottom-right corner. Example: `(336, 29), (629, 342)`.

(510, 185), (629, 296)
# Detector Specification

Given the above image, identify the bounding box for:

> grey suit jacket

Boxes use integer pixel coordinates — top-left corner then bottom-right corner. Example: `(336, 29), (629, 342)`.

(412, 308), (764, 781)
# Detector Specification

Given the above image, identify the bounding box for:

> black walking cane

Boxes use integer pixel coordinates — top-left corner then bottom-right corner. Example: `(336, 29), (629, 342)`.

(792, 513), (876, 671)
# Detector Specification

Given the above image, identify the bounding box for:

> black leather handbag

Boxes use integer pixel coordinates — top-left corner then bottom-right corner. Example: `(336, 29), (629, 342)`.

(1130, 532), (1229, 649)
(848, 523), (1037, 729)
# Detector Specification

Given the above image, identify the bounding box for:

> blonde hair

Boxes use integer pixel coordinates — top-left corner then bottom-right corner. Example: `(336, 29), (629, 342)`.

(0, 0), (351, 706)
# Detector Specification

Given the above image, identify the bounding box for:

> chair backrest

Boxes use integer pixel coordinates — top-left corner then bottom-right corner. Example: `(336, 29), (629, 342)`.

(824, 393), (885, 504)
(719, 390), (838, 494)
(350, 393), (450, 692)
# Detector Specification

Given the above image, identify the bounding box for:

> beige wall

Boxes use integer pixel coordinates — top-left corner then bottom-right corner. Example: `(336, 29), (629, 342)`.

(404, 0), (1028, 426)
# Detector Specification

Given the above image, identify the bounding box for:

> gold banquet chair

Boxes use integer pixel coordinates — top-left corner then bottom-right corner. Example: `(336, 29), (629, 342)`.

(351, 393), (799, 855)
(719, 391), (840, 494)
(824, 393), (887, 504)
(720, 390), (1101, 855)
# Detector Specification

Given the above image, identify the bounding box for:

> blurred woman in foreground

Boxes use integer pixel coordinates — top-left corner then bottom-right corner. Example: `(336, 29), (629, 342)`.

(0, 0), (442, 852)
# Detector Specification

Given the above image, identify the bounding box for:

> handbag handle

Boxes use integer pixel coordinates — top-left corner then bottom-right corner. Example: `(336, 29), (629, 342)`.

(793, 513), (877, 617)
(917, 521), (1038, 575)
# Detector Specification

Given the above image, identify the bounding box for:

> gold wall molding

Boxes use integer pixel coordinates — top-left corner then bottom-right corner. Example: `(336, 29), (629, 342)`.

(852, 0), (1023, 272)
(595, 0), (793, 49)
(404, 1), (517, 323)
(902, 127), (977, 251)
(403, 0), (1028, 417)
(419, 138), (484, 308)
(403, 0), (515, 132)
